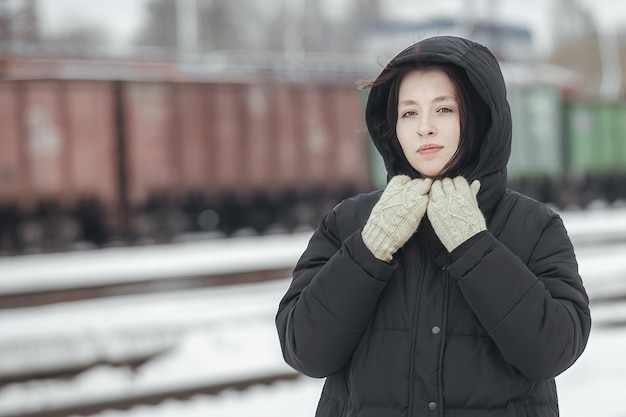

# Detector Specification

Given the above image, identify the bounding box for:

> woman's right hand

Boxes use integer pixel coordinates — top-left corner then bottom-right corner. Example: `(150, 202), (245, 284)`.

(427, 176), (486, 252)
(361, 175), (432, 261)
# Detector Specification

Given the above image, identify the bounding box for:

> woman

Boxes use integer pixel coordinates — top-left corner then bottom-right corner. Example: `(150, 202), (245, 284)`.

(276, 36), (590, 417)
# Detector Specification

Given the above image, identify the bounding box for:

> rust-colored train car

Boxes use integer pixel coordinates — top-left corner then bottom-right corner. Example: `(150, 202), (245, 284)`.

(0, 74), (373, 253)
(0, 79), (119, 251)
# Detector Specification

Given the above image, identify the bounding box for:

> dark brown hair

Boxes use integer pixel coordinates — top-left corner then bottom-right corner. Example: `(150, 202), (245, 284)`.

(360, 59), (490, 178)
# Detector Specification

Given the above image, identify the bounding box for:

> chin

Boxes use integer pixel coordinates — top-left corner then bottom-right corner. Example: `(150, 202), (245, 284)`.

(416, 168), (444, 178)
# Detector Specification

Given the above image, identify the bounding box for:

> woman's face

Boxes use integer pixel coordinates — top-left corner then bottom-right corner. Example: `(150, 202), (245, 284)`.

(395, 68), (461, 178)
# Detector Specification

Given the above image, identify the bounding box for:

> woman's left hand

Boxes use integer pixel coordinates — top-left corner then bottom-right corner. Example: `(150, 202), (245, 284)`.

(427, 176), (486, 252)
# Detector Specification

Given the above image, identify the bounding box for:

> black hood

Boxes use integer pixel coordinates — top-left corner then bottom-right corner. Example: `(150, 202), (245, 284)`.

(365, 36), (512, 215)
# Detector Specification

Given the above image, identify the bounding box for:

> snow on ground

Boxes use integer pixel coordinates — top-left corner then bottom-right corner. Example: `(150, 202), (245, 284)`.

(78, 324), (626, 417)
(0, 232), (312, 294)
(0, 280), (289, 379)
(0, 207), (624, 416)
(560, 206), (626, 247)
(557, 326), (626, 417)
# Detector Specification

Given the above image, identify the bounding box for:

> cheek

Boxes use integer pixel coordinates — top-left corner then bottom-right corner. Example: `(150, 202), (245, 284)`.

(395, 124), (411, 148)
(395, 122), (404, 140)
(447, 124), (461, 150)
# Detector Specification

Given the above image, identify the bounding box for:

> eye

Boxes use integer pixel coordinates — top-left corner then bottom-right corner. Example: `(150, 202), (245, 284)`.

(401, 110), (417, 118)
(437, 107), (453, 114)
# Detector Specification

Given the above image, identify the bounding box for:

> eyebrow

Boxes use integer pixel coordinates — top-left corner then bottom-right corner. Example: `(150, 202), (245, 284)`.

(399, 96), (457, 106)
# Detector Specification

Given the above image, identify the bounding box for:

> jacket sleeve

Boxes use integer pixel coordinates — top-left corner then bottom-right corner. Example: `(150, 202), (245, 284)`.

(447, 215), (591, 381)
(275, 201), (396, 378)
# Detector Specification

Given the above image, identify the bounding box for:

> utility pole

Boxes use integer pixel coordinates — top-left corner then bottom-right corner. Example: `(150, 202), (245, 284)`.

(0, 0), (39, 43)
(598, 29), (622, 100)
(487, 0), (501, 58)
(283, 0), (305, 61)
(462, 0), (476, 37)
(176, 0), (199, 58)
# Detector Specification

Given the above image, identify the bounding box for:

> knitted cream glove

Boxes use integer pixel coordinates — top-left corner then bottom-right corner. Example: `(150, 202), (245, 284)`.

(362, 175), (432, 262)
(427, 176), (487, 252)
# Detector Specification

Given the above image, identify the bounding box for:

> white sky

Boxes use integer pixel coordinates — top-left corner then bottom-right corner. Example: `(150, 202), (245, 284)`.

(35, 0), (626, 53)
(37, 0), (149, 45)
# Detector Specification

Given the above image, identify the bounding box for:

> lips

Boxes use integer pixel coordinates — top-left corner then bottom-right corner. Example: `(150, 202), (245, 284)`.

(417, 144), (443, 154)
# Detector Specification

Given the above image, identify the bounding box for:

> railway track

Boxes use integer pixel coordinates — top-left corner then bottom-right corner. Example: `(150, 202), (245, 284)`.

(0, 275), (298, 417)
(0, 232), (310, 309)
(0, 233), (307, 398)
(0, 372), (302, 417)
(0, 267), (291, 310)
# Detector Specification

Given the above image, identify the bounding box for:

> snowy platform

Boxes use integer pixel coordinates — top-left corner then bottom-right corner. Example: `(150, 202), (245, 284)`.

(0, 232), (312, 295)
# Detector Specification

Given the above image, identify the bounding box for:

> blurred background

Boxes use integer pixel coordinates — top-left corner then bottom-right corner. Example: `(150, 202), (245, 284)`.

(0, 0), (625, 416)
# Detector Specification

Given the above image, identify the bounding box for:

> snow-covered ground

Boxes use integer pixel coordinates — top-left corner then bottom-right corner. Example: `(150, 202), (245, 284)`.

(0, 207), (625, 417)
(0, 232), (312, 294)
(71, 323), (626, 417)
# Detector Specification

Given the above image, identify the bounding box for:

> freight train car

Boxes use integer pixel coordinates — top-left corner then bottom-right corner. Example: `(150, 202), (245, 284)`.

(0, 80), (119, 252)
(2, 62), (626, 255)
(562, 99), (626, 205)
(0, 76), (372, 254)
(505, 87), (626, 208)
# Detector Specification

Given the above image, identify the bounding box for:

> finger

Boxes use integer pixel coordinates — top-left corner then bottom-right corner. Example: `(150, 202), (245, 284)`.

(441, 177), (454, 194)
(452, 176), (473, 199)
(411, 177), (433, 195)
(470, 180), (481, 197)
(387, 175), (410, 190)
(452, 176), (470, 191)
(429, 180), (444, 201)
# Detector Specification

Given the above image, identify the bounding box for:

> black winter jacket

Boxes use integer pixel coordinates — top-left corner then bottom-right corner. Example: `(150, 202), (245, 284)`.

(276, 36), (591, 417)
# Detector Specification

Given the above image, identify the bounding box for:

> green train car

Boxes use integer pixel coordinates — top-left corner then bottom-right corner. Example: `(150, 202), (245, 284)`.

(506, 84), (567, 206)
(563, 100), (626, 204)
(367, 82), (626, 209)
(509, 90), (626, 208)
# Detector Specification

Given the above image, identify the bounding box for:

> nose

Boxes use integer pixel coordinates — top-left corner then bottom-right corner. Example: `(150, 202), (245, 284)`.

(416, 115), (435, 137)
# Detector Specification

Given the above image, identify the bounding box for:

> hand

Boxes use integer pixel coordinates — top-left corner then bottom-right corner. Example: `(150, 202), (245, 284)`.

(427, 176), (486, 252)
(362, 175), (432, 261)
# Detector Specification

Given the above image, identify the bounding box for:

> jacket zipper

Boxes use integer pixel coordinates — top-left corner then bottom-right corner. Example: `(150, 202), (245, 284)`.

(436, 271), (450, 417)
(407, 247), (427, 417)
